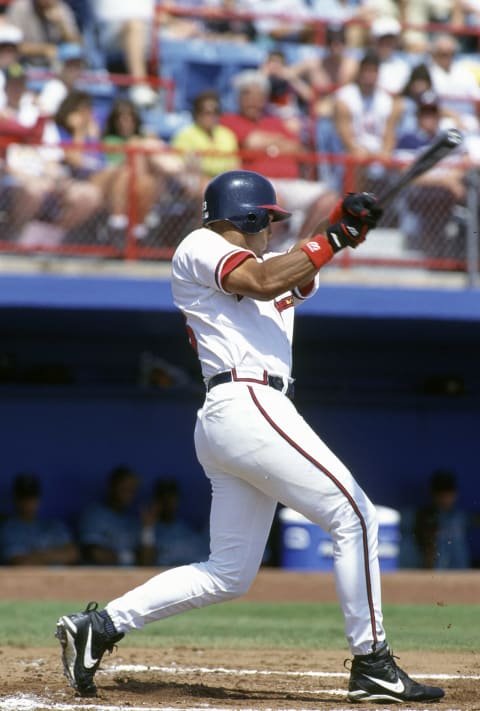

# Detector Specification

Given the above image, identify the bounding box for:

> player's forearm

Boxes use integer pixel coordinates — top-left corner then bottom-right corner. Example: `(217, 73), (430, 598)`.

(228, 241), (332, 300)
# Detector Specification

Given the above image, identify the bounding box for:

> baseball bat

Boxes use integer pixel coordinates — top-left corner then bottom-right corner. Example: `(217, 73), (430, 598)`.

(377, 128), (464, 209)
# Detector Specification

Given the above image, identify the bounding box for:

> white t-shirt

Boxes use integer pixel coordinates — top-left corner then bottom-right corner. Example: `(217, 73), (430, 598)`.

(430, 60), (480, 127)
(94, 0), (154, 22)
(430, 61), (480, 100)
(171, 227), (318, 382)
(37, 78), (68, 116)
(377, 56), (411, 95)
(335, 83), (393, 152)
(238, 0), (310, 35)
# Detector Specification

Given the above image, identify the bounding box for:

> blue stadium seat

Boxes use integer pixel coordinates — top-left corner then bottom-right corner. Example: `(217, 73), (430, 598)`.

(140, 108), (192, 141)
(158, 37), (265, 111)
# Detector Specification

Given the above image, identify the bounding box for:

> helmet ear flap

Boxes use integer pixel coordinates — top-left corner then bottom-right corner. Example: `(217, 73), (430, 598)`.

(244, 209), (270, 234)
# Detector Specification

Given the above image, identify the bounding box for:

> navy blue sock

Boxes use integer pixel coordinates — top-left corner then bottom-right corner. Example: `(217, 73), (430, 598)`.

(99, 609), (119, 638)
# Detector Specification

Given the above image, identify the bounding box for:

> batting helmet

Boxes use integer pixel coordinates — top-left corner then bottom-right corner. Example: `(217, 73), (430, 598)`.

(202, 170), (291, 234)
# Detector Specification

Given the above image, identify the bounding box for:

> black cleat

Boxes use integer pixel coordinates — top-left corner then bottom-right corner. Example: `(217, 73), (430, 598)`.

(55, 601), (124, 696)
(347, 641), (445, 703)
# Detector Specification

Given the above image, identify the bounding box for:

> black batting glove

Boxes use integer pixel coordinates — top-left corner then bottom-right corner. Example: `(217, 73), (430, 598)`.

(342, 192), (383, 228)
(325, 192), (383, 252)
(326, 217), (369, 253)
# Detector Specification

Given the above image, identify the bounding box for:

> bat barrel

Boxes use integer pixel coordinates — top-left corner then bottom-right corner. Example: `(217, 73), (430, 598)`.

(377, 129), (463, 209)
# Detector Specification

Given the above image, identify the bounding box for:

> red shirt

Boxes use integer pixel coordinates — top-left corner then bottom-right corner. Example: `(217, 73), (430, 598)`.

(220, 113), (301, 178)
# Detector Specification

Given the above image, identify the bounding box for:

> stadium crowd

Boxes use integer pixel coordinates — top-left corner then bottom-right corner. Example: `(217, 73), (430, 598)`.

(0, 0), (478, 257)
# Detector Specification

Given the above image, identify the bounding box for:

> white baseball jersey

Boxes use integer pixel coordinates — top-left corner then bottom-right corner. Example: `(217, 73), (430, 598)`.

(171, 227), (319, 381)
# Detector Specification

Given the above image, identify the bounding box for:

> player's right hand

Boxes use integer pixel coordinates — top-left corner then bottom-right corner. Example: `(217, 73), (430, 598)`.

(324, 192), (382, 252)
(329, 192), (383, 229)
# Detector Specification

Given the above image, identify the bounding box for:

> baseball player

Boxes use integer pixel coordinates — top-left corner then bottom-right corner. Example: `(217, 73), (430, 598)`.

(55, 170), (444, 704)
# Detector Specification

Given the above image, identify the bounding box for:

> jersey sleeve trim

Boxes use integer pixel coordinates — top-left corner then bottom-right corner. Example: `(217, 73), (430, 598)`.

(215, 249), (255, 294)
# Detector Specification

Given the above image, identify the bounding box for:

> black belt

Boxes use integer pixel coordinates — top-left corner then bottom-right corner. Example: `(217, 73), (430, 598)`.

(207, 370), (294, 399)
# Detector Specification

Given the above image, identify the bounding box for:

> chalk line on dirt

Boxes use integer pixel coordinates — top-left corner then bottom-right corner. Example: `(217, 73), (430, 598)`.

(0, 697), (465, 711)
(102, 663), (480, 681)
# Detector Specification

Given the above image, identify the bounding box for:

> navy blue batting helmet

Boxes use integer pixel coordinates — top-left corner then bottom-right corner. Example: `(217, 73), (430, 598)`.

(202, 170), (291, 234)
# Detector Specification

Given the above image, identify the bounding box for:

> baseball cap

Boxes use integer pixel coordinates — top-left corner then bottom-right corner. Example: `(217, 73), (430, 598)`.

(0, 23), (23, 46)
(13, 473), (41, 499)
(57, 42), (86, 63)
(371, 17), (401, 38)
(417, 90), (440, 112)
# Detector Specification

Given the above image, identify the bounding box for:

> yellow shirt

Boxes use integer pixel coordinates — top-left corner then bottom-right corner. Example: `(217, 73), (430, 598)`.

(171, 123), (240, 177)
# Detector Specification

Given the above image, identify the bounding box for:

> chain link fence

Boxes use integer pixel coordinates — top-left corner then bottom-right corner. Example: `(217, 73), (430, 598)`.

(0, 139), (201, 260)
(0, 139), (478, 276)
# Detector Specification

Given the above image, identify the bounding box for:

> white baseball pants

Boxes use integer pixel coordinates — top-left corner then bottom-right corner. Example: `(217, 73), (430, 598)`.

(107, 381), (386, 655)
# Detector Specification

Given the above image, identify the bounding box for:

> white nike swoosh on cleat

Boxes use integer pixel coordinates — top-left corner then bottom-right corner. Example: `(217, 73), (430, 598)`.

(83, 624), (99, 669)
(364, 675), (405, 694)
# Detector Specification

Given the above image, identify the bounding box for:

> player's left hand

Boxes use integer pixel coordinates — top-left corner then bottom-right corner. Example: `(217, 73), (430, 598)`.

(325, 216), (368, 252)
(329, 192), (383, 229)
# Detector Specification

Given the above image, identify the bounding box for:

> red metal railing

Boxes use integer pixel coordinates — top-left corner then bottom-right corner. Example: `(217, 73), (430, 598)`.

(0, 137), (472, 270)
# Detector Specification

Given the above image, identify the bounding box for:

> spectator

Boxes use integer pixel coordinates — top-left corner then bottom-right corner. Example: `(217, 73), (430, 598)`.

(259, 48), (312, 128)
(306, 0), (363, 25)
(63, 0), (92, 32)
(239, 0), (313, 43)
(53, 89), (166, 241)
(140, 479), (209, 567)
(289, 23), (359, 118)
(452, 1), (480, 52)
(220, 69), (338, 243)
(6, 0), (81, 68)
(401, 0), (457, 26)
(397, 91), (468, 159)
(390, 60), (474, 138)
(37, 41), (87, 115)
(390, 62), (434, 137)
(333, 50), (397, 189)
(102, 96), (185, 237)
(399, 470), (471, 569)
(401, 29), (431, 59)
(156, 0), (208, 41)
(1, 63), (102, 245)
(0, 22), (23, 103)
(394, 91), (467, 255)
(368, 16), (411, 95)
(171, 89), (240, 193)
(428, 33), (480, 132)
(91, 0), (157, 107)
(0, 473), (79, 565)
(77, 465), (145, 566)
(202, 0), (257, 43)
(305, 0), (375, 47)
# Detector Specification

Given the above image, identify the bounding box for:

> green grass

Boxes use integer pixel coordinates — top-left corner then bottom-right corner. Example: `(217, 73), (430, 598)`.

(1, 600), (477, 651)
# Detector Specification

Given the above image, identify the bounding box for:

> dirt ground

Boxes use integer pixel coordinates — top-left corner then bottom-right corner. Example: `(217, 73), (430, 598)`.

(1, 568), (479, 710)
